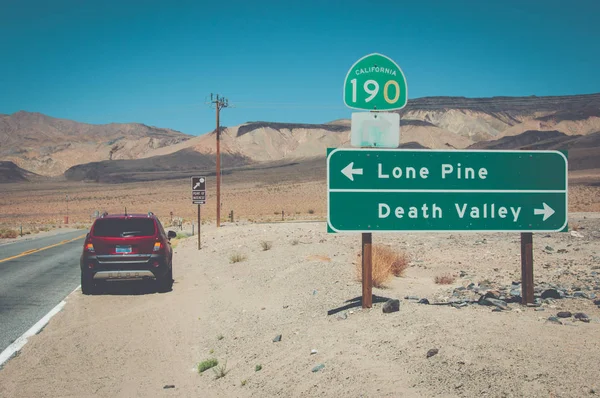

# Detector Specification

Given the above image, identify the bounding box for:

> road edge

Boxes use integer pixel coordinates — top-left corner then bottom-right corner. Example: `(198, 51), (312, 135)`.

(0, 285), (81, 369)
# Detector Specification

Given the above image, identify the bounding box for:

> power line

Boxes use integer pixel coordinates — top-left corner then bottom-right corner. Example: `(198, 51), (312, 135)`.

(227, 101), (345, 109)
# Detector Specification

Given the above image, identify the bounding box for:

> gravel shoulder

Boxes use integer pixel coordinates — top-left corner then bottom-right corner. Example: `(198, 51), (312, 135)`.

(0, 213), (599, 397)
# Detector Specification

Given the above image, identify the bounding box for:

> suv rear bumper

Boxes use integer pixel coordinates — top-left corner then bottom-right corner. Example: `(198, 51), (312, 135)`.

(93, 270), (155, 279)
(81, 253), (170, 280)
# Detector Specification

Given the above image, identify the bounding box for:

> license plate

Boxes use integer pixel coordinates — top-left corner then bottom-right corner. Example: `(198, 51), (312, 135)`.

(116, 245), (132, 254)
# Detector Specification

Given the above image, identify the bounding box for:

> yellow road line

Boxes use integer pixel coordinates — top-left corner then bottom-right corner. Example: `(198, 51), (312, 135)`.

(0, 234), (87, 264)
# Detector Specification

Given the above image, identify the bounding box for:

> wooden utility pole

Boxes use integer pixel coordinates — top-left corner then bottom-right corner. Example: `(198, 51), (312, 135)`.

(210, 94), (229, 228)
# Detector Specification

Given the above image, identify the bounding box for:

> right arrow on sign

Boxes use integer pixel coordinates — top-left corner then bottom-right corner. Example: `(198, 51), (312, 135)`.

(534, 202), (555, 221)
(341, 162), (363, 181)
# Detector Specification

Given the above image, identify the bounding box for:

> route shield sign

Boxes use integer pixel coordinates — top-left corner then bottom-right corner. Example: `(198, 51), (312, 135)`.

(351, 112), (399, 148)
(343, 53), (408, 111)
(327, 148), (568, 233)
(191, 176), (206, 205)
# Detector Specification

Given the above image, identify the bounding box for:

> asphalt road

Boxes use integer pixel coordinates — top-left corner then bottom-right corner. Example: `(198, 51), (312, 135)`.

(0, 230), (86, 354)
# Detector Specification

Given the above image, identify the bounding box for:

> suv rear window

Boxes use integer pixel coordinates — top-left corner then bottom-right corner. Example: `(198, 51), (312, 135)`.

(92, 218), (156, 237)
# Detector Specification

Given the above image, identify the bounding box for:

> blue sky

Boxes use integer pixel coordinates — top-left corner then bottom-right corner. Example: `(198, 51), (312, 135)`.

(1, 0), (599, 135)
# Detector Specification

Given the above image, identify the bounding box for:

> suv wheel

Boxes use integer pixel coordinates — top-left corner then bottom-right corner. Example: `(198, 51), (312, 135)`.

(156, 265), (173, 292)
(81, 272), (97, 295)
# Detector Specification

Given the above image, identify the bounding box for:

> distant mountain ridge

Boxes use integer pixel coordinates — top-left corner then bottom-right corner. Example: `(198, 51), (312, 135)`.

(469, 130), (600, 171)
(397, 93), (600, 113)
(1, 93), (599, 180)
(0, 111), (191, 176)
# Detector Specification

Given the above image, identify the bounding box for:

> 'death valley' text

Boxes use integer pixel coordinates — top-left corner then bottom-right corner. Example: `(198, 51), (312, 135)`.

(376, 162), (522, 222)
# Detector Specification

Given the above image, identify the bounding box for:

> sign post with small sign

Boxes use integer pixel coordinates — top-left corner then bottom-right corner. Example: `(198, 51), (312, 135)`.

(335, 53), (568, 308)
(191, 176), (206, 250)
(342, 53), (409, 308)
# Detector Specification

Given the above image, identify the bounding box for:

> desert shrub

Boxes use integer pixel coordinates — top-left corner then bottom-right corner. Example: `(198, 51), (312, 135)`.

(570, 223), (581, 231)
(230, 253), (247, 263)
(291, 239), (299, 246)
(355, 245), (408, 288)
(308, 209), (315, 214)
(0, 229), (18, 239)
(198, 358), (218, 373)
(176, 232), (190, 239)
(260, 241), (272, 251)
(434, 274), (456, 284)
(391, 251), (410, 277)
(212, 360), (228, 379)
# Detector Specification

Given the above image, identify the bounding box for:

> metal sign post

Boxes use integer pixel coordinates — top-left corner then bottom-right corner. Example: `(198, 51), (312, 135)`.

(191, 176), (207, 251)
(197, 204), (201, 250)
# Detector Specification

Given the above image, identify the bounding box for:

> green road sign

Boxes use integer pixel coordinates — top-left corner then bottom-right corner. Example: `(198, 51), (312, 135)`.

(343, 53), (408, 111)
(327, 148), (568, 233)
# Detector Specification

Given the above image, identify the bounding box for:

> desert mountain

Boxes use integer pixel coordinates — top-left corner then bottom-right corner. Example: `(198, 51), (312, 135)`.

(0, 161), (41, 183)
(0, 111), (192, 176)
(140, 119), (470, 162)
(469, 130), (600, 171)
(139, 93), (600, 163)
(2, 93), (599, 179)
(396, 93), (600, 141)
(64, 148), (251, 183)
(63, 129), (600, 184)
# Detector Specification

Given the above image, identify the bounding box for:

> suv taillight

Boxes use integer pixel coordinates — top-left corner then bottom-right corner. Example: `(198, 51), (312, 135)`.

(153, 242), (162, 252)
(85, 243), (95, 252)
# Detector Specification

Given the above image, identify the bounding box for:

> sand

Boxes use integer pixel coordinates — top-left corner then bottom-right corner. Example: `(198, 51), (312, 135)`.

(1, 213), (600, 397)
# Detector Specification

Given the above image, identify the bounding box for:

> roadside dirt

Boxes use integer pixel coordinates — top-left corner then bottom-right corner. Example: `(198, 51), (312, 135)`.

(1, 213), (600, 397)
(1, 163), (600, 228)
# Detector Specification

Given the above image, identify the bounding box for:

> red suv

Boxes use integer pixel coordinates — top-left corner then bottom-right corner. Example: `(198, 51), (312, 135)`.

(80, 212), (176, 294)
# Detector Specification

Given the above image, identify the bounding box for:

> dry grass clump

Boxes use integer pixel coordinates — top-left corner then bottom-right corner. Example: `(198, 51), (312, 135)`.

(570, 223), (581, 231)
(306, 254), (331, 262)
(390, 251), (410, 277)
(230, 253), (247, 263)
(0, 229), (18, 239)
(355, 245), (409, 288)
(260, 241), (272, 251)
(434, 274), (456, 285)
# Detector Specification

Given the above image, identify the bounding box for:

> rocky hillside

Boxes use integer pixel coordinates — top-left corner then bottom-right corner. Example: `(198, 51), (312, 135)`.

(2, 93), (598, 178)
(0, 161), (40, 183)
(396, 94), (600, 141)
(141, 119), (471, 162)
(64, 148), (251, 183)
(140, 93), (600, 163)
(0, 111), (192, 176)
(469, 130), (600, 171)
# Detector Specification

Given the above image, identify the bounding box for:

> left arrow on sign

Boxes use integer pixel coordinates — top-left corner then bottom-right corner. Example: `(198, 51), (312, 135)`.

(341, 162), (363, 181)
(534, 202), (555, 221)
